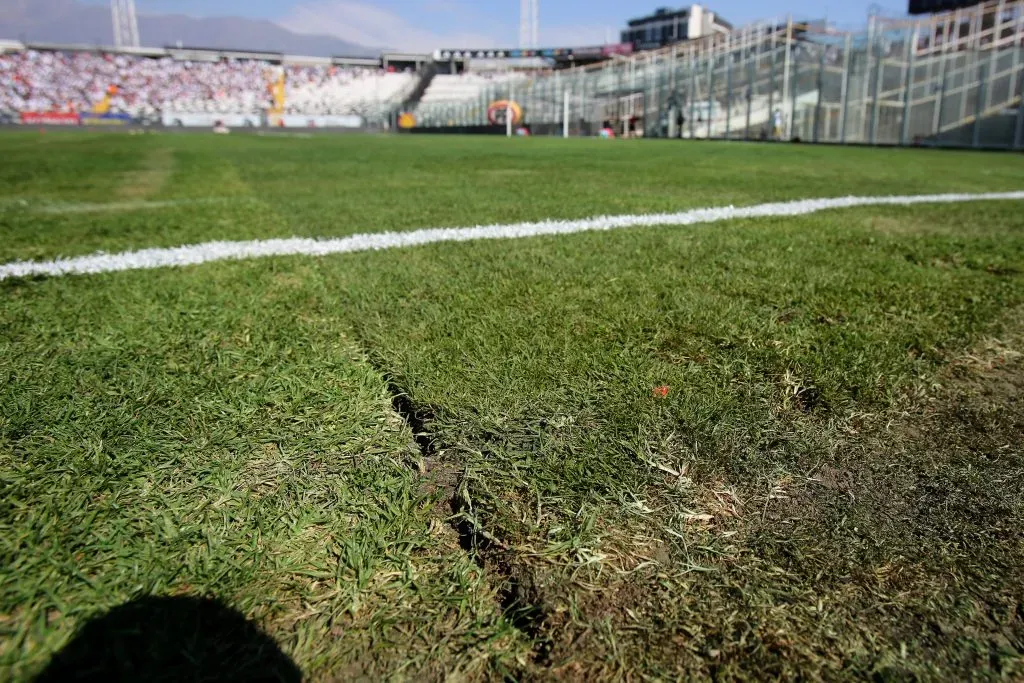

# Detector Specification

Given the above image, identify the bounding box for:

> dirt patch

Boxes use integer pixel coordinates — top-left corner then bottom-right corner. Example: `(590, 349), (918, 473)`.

(418, 457), (462, 500)
(478, 169), (537, 179)
(945, 326), (1024, 402)
(116, 146), (175, 201)
(502, 308), (1024, 679)
(780, 371), (830, 414)
(867, 214), (961, 237)
(364, 306), (1024, 679)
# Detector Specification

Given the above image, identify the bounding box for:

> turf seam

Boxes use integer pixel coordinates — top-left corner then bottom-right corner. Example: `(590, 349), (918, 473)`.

(2, 191), (1023, 281)
(381, 375), (552, 664)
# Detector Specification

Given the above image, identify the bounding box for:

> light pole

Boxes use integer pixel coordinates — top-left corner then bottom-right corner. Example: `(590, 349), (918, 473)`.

(111, 0), (141, 48)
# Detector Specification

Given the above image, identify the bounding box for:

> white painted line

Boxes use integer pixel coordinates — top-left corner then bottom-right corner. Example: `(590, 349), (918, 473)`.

(1, 192), (1023, 282)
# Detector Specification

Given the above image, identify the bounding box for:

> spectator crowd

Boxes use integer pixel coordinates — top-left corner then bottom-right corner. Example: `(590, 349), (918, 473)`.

(0, 50), (416, 118)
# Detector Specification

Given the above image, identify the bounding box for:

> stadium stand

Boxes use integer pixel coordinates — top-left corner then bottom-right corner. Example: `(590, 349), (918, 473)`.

(0, 0), (1020, 147)
(0, 48), (417, 122)
(419, 72), (525, 104)
(0, 50), (269, 116)
(413, 0), (1024, 149)
(284, 65), (416, 115)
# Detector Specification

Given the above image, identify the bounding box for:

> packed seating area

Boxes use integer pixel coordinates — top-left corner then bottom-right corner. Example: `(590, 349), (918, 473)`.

(0, 49), (416, 118)
(0, 50), (272, 116)
(284, 66), (416, 115)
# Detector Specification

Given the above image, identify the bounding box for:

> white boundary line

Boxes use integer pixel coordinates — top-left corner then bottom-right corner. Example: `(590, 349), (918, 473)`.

(2, 192), (1023, 282)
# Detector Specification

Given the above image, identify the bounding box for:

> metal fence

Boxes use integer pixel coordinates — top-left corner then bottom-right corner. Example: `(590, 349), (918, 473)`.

(414, 0), (1024, 149)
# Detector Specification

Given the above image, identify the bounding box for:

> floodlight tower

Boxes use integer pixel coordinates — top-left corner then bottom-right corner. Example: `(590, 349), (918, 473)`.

(111, 0), (141, 48)
(519, 0), (539, 48)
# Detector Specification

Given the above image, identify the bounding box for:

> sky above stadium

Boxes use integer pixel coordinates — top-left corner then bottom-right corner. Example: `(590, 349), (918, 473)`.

(83, 0), (909, 51)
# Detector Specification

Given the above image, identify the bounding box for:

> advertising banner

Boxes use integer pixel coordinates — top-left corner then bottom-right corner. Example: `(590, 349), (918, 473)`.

(163, 112), (364, 129)
(162, 112), (262, 128)
(397, 112), (417, 129)
(80, 112), (134, 126)
(20, 111), (80, 125)
(486, 100), (523, 126)
(435, 43), (634, 61)
(601, 43), (634, 57)
(268, 114), (364, 128)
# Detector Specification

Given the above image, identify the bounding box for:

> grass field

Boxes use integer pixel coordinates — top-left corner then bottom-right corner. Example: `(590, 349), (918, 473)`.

(2, 131), (1024, 681)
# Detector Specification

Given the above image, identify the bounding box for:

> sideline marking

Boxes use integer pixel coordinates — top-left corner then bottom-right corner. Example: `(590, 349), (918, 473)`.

(2, 192), (1023, 281)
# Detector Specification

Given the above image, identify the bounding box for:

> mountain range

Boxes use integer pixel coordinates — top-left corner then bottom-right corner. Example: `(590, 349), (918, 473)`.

(0, 0), (377, 57)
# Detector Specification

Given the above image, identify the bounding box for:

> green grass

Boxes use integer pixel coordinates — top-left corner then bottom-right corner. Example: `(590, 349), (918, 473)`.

(2, 131), (1023, 262)
(2, 132), (1024, 681)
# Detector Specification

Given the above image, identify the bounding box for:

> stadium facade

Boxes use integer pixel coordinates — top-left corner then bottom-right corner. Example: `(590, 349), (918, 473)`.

(908, 0), (987, 15)
(622, 5), (733, 51)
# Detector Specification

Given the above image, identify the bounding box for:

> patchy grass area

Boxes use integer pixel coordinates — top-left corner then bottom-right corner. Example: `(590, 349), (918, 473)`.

(1, 133), (1023, 680)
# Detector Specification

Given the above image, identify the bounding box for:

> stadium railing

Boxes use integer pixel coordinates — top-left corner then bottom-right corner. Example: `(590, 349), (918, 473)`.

(412, 0), (1024, 150)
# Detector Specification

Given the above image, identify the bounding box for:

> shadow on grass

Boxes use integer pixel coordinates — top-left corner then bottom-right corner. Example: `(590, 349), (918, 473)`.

(35, 596), (301, 683)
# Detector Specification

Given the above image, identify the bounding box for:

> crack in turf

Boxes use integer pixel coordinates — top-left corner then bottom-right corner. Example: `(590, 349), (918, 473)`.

(383, 378), (552, 664)
(385, 381), (497, 563)
(493, 569), (554, 665)
(387, 383), (437, 464)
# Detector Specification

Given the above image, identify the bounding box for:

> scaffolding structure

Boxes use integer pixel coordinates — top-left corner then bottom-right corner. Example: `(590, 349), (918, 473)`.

(415, 0), (1024, 149)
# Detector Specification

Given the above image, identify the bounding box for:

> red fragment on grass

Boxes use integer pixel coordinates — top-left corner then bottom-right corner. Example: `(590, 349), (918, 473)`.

(653, 385), (670, 398)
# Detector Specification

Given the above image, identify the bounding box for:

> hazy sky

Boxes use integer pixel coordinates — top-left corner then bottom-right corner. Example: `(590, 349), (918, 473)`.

(82, 0), (909, 51)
